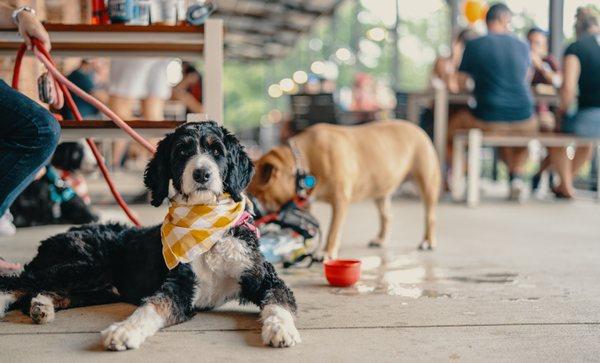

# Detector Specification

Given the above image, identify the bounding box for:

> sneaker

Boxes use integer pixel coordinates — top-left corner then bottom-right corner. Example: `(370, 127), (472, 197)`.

(0, 211), (16, 237)
(509, 178), (529, 203)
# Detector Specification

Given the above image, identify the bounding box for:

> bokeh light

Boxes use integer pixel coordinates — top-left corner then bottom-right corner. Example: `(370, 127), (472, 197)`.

(293, 70), (308, 84)
(267, 84), (283, 98)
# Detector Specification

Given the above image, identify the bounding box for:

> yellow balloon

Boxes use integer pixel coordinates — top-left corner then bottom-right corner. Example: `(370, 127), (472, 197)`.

(464, 0), (487, 24)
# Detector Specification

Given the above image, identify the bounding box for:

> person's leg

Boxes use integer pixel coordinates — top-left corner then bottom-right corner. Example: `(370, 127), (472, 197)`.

(532, 155), (552, 191)
(485, 118), (536, 201)
(141, 97), (165, 121)
(549, 147), (574, 197)
(0, 81), (60, 267)
(550, 108), (600, 197)
(572, 145), (593, 174)
(509, 147), (529, 175)
(108, 95), (134, 166)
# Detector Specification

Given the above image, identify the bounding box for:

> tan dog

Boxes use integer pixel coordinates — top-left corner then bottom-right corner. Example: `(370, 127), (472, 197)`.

(248, 120), (441, 260)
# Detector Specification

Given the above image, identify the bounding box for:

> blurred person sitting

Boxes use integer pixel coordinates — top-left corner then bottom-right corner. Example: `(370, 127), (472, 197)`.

(424, 28), (479, 157)
(60, 59), (108, 120)
(527, 27), (562, 191)
(528, 27), (561, 130)
(547, 12), (600, 198)
(433, 28), (479, 94)
(171, 62), (203, 114)
(108, 59), (172, 167)
(350, 73), (379, 113)
(452, 3), (536, 202)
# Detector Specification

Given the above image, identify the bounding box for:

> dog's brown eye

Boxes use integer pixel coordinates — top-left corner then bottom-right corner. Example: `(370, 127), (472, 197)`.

(212, 148), (220, 156)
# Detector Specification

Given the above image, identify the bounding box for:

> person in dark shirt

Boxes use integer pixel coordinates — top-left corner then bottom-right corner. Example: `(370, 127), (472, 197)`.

(452, 3), (536, 202)
(171, 62), (203, 114)
(528, 27), (561, 87)
(549, 13), (600, 198)
(61, 60), (102, 120)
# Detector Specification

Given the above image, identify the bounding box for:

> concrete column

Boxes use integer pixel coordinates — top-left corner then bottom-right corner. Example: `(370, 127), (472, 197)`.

(204, 19), (224, 124)
(549, 0), (564, 62)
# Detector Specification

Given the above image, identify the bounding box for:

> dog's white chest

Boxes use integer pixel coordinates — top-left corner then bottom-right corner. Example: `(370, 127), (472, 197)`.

(190, 234), (252, 309)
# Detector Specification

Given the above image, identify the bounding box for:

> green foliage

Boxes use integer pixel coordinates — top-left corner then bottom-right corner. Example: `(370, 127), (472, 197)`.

(222, 1), (451, 128)
(223, 62), (270, 130)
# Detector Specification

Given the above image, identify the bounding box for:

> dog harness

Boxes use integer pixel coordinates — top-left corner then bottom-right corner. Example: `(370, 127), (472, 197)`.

(287, 139), (316, 198)
(161, 194), (258, 270)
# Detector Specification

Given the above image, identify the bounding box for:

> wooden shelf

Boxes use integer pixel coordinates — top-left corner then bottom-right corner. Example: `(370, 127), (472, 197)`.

(58, 120), (185, 141)
(59, 120), (185, 129)
(0, 23), (205, 59)
(43, 23), (204, 33)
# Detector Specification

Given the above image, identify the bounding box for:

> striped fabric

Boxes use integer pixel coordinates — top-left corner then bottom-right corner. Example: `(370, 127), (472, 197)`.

(161, 194), (246, 269)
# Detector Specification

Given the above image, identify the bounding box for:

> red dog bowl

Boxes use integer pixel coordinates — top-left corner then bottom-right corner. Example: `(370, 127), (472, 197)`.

(324, 259), (362, 287)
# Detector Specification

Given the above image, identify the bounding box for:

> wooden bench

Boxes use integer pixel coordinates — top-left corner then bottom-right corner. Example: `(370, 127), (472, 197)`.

(451, 129), (600, 206)
(58, 120), (185, 142)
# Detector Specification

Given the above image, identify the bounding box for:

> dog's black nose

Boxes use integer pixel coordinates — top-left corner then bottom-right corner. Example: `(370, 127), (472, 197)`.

(193, 168), (211, 183)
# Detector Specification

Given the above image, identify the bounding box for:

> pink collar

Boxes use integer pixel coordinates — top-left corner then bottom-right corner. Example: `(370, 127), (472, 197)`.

(233, 211), (260, 238)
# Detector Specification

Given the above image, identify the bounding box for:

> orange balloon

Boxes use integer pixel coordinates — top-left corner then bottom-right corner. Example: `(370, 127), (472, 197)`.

(464, 0), (487, 24)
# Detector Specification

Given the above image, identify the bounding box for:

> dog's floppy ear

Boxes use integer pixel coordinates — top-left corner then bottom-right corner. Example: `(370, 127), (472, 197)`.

(256, 162), (276, 187)
(221, 126), (254, 202)
(144, 133), (174, 207)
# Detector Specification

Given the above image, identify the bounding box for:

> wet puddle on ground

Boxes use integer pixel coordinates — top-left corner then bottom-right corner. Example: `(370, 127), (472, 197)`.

(281, 251), (538, 301)
(293, 252), (534, 300)
(329, 253), (456, 299)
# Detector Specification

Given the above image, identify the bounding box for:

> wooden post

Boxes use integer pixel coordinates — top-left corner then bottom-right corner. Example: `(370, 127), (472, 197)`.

(451, 134), (466, 202)
(467, 128), (482, 207)
(596, 144), (600, 201)
(434, 84), (448, 175)
(203, 18), (223, 124)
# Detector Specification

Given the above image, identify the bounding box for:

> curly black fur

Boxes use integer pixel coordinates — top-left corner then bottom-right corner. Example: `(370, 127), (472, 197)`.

(144, 121), (254, 205)
(1, 122), (295, 339)
(51, 142), (85, 172)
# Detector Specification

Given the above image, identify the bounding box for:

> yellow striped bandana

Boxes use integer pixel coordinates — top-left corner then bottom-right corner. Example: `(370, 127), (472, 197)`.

(161, 194), (246, 269)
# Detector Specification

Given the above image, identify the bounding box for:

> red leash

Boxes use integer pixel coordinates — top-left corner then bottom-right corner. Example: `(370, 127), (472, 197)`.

(12, 39), (157, 227)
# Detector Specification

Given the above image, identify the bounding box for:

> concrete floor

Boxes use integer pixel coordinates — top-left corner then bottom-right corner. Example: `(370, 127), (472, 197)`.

(1, 195), (600, 362)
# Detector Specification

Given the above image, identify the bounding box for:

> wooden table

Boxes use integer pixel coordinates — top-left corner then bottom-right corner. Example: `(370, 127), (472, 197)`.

(407, 88), (560, 174)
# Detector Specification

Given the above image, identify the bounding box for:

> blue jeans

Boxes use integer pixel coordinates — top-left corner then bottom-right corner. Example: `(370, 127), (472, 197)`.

(0, 80), (61, 216)
(562, 107), (600, 137)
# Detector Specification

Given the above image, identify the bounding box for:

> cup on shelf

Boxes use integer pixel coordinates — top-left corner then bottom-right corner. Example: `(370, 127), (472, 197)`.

(108, 0), (134, 23)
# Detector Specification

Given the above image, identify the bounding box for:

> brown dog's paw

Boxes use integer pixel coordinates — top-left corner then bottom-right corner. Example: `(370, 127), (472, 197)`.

(417, 240), (435, 251)
(368, 240), (384, 248)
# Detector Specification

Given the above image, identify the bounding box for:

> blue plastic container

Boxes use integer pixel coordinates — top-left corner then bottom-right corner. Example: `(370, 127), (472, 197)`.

(108, 0), (134, 23)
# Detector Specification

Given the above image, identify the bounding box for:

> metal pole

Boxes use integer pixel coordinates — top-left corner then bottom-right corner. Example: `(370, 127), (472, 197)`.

(549, 0), (564, 63)
(391, 0), (400, 90)
(448, 0), (460, 38)
(350, 0), (360, 55)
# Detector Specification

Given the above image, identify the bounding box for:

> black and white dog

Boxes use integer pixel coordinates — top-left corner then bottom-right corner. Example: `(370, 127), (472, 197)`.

(0, 122), (300, 350)
(10, 142), (98, 227)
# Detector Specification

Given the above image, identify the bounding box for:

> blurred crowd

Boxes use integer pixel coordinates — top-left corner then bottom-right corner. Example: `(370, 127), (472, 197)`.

(428, 4), (599, 201)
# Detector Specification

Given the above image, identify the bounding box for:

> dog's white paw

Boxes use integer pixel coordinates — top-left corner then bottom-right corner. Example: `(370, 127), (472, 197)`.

(0, 293), (16, 319)
(102, 322), (145, 351)
(30, 294), (55, 324)
(261, 305), (301, 348)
